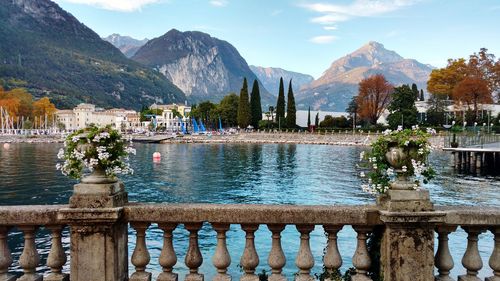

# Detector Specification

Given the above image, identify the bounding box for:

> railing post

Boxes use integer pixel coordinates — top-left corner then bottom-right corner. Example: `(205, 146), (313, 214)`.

(267, 224), (286, 281)
(212, 223), (231, 281)
(486, 226), (500, 281)
(0, 226), (15, 281)
(379, 185), (445, 281)
(45, 225), (69, 281)
(158, 223), (178, 281)
(18, 225), (41, 281)
(434, 225), (457, 281)
(184, 223), (204, 281)
(130, 222), (152, 281)
(295, 225), (315, 281)
(58, 173), (129, 281)
(458, 226), (486, 281)
(240, 224), (259, 281)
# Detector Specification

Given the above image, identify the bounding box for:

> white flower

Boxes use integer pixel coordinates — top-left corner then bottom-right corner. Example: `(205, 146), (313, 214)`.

(402, 165), (407, 172)
(404, 140), (409, 146)
(57, 148), (65, 159)
(360, 172), (365, 178)
(359, 151), (365, 160)
(397, 125), (403, 131)
(386, 168), (394, 176)
(125, 146), (136, 155)
(89, 158), (99, 167)
(383, 129), (392, 136)
(426, 128), (437, 135)
(55, 163), (62, 170)
(71, 136), (80, 143)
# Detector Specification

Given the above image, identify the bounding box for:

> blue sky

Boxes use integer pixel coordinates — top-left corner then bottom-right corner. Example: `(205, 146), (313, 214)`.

(53, 0), (500, 79)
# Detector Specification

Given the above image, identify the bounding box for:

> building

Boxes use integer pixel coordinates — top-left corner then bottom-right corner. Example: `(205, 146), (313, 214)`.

(148, 103), (191, 131)
(56, 103), (140, 131)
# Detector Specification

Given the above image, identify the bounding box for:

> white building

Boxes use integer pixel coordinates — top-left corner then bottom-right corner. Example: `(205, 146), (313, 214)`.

(56, 103), (140, 131)
(148, 103), (192, 131)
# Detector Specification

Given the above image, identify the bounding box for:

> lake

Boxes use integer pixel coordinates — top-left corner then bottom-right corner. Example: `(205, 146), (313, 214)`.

(0, 142), (498, 278)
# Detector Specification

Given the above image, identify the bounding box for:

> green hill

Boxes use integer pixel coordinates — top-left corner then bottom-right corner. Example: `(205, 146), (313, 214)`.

(0, 0), (185, 109)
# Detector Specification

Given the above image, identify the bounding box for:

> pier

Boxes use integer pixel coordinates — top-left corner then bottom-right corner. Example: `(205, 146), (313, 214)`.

(444, 142), (500, 175)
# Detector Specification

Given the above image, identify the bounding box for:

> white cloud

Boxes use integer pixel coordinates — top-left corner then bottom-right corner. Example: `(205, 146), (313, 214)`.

(323, 26), (338, 31)
(54, 0), (161, 12)
(302, 0), (419, 24)
(309, 35), (338, 44)
(210, 0), (228, 7)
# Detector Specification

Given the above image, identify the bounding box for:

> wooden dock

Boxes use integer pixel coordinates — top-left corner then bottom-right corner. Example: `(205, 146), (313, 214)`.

(443, 142), (500, 175)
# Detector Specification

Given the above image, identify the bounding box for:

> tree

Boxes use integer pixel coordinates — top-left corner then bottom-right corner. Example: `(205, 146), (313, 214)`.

(346, 96), (358, 128)
(285, 79), (296, 128)
(387, 84), (418, 129)
(307, 106), (311, 129)
(250, 80), (262, 128)
(427, 58), (469, 98)
(411, 83), (419, 101)
(452, 77), (492, 120)
(356, 74), (394, 125)
(420, 89), (425, 101)
(426, 94), (447, 126)
(268, 106), (275, 122)
(315, 112), (319, 127)
(0, 97), (21, 117)
(237, 78), (251, 128)
(33, 97), (56, 118)
(276, 77), (286, 123)
(218, 93), (239, 127)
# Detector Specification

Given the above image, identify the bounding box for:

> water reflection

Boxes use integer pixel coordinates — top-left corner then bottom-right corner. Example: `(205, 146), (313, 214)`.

(0, 143), (498, 278)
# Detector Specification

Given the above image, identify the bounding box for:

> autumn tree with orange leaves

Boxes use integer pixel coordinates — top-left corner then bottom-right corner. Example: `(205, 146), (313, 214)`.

(452, 77), (492, 119)
(0, 88), (57, 128)
(356, 74), (394, 125)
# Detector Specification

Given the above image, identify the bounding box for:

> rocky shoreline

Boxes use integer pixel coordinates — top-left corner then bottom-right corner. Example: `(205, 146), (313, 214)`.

(0, 132), (446, 148)
(161, 132), (445, 148)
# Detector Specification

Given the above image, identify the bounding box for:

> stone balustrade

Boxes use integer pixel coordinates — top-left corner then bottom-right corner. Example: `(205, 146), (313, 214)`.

(0, 204), (499, 281)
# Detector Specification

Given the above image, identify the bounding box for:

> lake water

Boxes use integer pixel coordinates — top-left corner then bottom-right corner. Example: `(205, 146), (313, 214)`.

(0, 143), (498, 279)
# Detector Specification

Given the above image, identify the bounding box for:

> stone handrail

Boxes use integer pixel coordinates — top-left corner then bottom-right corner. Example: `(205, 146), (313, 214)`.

(124, 203), (382, 224)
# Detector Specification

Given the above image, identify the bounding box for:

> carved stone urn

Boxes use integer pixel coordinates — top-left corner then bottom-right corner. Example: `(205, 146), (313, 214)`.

(377, 143), (433, 212)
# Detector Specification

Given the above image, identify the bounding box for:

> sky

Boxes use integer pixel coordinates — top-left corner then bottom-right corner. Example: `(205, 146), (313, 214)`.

(53, 0), (500, 79)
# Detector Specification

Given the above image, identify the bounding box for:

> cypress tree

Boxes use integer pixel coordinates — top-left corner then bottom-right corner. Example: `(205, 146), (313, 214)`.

(420, 89), (425, 101)
(250, 80), (262, 128)
(286, 79), (296, 128)
(276, 77), (286, 126)
(315, 112), (319, 127)
(411, 83), (419, 101)
(307, 106), (311, 129)
(237, 78), (251, 128)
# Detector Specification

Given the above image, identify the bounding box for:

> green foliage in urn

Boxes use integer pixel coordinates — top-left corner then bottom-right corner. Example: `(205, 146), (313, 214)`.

(359, 126), (436, 194)
(56, 125), (135, 179)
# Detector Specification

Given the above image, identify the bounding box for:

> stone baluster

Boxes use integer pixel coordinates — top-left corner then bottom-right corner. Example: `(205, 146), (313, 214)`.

(295, 225), (315, 281)
(240, 224), (259, 281)
(0, 226), (15, 281)
(45, 225), (69, 281)
(486, 227), (500, 281)
(212, 223), (231, 281)
(185, 223), (204, 281)
(158, 223), (178, 281)
(130, 222), (152, 281)
(352, 226), (372, 281)
(323, 225), (343, 279)
(458, 227), (485, 281)
(18, 225), (42, 281)
(267, 224), (286, 281)
(434, 226), (457, 281)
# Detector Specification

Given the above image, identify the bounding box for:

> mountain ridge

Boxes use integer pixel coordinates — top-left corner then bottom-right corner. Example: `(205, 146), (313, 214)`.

(132, 29), (274, 106)
(103, 33), (148, 58)
(298, 41), (433, 111)
(0, 0), (185, 109)
(250, 65), (314, 95)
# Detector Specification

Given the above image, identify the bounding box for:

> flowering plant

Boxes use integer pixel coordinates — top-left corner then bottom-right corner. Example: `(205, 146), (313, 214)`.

(359, 125), (436, 194)
(56, 125), (135, 179)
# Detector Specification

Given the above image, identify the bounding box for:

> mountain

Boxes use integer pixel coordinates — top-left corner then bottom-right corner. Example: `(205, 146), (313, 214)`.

(132, 29), (274, 106)
(103, 34), (148, 58)
(298, 41), (433, 111)
(249, 66), (314, 95)
(0, 0), (185, 109)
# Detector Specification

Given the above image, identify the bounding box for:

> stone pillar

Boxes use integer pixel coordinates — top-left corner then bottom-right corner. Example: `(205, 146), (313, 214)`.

(379, 211), (445, 281)
(378, 175), (445, 281)
(58, 170), (129, 281)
